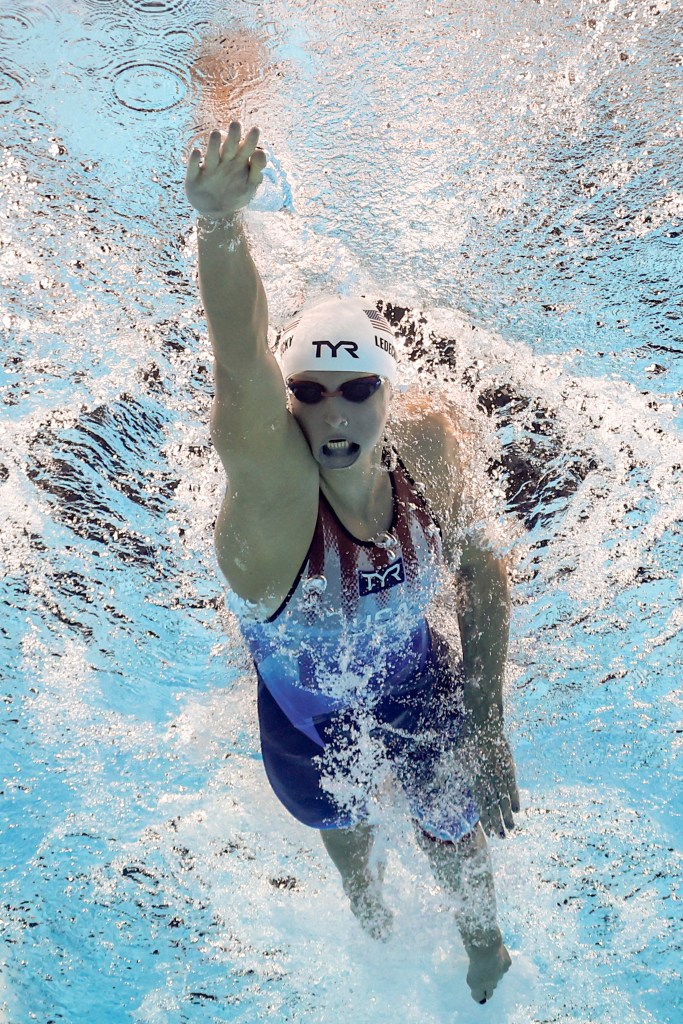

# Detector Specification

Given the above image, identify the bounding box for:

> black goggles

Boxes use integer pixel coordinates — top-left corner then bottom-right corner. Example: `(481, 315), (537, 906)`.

(286, 375), (382, 405)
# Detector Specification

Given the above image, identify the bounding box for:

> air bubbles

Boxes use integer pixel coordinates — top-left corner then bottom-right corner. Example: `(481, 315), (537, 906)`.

(302, 574), (327, 619)
(112, 62), (188, 112)
(375, 531), (398, 553)
(47, 138), (67, 158)
(302, 574), (327, 598)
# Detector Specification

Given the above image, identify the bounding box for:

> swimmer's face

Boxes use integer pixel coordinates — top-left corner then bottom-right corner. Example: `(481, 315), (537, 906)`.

(286, 371), (391, 470)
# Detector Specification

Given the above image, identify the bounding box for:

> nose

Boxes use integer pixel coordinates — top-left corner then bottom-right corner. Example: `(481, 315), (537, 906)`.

(323, 399), (348, 429)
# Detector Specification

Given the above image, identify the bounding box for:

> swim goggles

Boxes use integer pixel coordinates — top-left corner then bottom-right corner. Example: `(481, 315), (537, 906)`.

(286, 375), (382, 405)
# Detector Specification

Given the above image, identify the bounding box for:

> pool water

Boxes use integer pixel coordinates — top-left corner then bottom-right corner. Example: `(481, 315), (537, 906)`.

(0, 1), (681, 1022)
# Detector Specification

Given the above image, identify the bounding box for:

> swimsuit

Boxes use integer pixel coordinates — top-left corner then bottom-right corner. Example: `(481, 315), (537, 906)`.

(230, 458), (478, 841)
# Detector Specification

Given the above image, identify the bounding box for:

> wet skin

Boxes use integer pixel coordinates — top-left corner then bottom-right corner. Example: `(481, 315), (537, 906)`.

(287, 371), (392, 471)
(188, 121), (517, 1006)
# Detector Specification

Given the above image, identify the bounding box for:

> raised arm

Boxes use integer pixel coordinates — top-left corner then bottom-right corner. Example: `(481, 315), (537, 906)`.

(186, 125), (269, 369)
(184, 123), (317, 609)
(185, 123), (287, 451)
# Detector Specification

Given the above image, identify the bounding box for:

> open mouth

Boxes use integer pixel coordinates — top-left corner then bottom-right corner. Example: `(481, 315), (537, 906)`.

(322, 439), (360, 458)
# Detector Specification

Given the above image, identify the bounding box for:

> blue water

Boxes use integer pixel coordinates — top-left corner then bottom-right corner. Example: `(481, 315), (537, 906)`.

(1, 1), (681, 1022)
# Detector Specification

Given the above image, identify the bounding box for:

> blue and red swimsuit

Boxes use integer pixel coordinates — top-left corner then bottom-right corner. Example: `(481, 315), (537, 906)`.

(230, 458), (478, 841)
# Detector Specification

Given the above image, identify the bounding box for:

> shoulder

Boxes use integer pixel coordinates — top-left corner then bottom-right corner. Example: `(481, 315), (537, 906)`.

(389, 383), (493, 557)
(389, 387), (466, 506)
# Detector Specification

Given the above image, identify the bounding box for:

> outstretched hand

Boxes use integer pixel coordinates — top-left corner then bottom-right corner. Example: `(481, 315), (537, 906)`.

(462, 713), (520, 838)
(185, 121), (267, 217)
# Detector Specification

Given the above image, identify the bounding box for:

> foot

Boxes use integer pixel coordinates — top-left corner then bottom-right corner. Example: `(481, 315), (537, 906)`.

(343, 876), (394, 941)
(465, 938), (511, 1004)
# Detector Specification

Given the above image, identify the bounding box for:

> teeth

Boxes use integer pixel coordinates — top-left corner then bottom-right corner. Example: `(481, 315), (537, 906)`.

(327, 440), (349, 450)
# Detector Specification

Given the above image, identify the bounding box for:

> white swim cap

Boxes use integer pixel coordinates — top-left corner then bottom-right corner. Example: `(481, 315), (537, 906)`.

(277, 296), (399, 383)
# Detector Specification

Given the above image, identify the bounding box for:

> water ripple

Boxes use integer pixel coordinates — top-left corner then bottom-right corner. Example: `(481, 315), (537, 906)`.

(81, 0), (195, 19)
(0, 1), (56, 30)
(122, 0), (195, 15)
(25, 395), (178, 554)
(0, 65), (23, 105)
(0, 12), (32, 39)
(112, 60), (188, 112)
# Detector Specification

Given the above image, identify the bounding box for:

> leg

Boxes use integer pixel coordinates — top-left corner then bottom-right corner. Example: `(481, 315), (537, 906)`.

(320, 823), (394, 941)
(416, 823), (511, 1004)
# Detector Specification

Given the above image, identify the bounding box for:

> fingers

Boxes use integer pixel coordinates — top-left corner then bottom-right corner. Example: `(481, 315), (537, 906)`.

(205, 128), (223, 171)
(185, 146), (202, 184)
(250, 147), (268, 170)
(502, 751), (520, 814)
(188, 122), (259, 175)
(248, 146), (268, 186)
(466, 732), (520, 838)
(240, 124), (261, 159)
(480, 805), (506, 839)
(220, 121), (261, 163)
(500, 793), (515, 832)
(222, 120), (242, 161)
(477, 799), (503, 839)
(476, 784), (516, 837)
(489, 804), (507, 839)
(479, 807), (494, 838)
(492, 733), (521, 818)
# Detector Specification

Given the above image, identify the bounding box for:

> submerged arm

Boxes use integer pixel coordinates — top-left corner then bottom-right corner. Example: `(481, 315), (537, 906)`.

(457, 539), (510, 723)
(454, 532), (520, 839)
(421, 408), (519, 838)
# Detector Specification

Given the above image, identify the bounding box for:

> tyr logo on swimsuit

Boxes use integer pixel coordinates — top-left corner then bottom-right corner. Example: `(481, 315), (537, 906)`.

(358, 557), (406, 596)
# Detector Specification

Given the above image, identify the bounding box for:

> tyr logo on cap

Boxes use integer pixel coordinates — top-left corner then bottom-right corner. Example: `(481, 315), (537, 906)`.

(312, 340), (359, 359)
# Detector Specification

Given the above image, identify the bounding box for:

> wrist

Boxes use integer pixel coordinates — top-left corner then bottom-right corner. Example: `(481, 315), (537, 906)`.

(464, 927), (504, 955)
(197, 211), (241, 231)
(463, 693), (504, 729)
